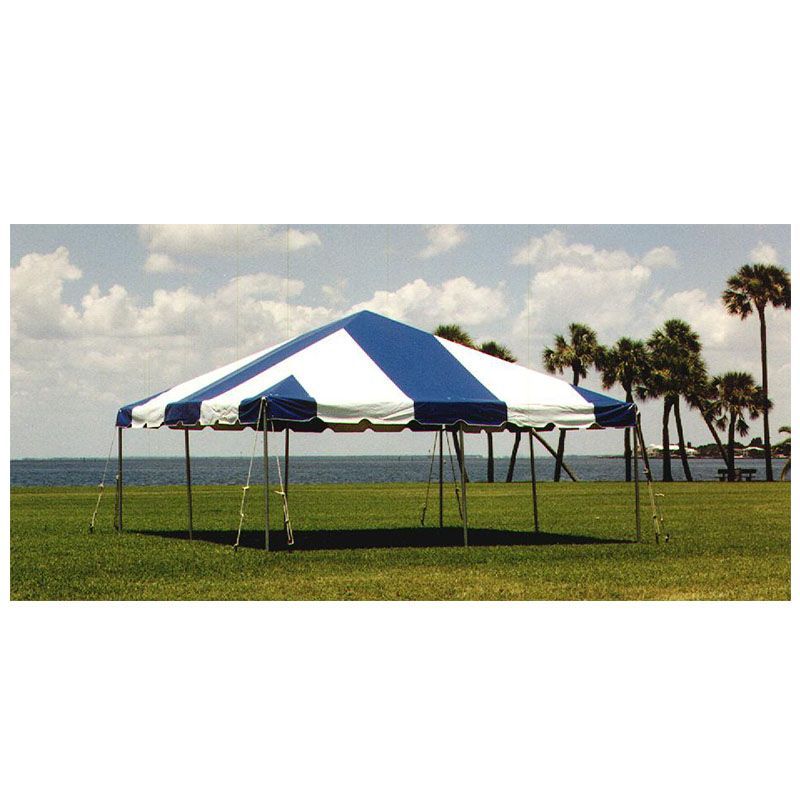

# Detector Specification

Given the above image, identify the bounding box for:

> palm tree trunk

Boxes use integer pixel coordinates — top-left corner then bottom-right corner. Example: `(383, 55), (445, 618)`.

(673, 401), (693, 481)
(727, 416), (737, 482)
(662, 397), (673, 482)
(555, 365), (581, 482)
(553, 430), (567, 482)
(758, 307), (773, 481)
(452, 431), (468, 483)
(506, 432), (521, 482)
(701, 410), (731, 469)
(486, 431), (494, 483)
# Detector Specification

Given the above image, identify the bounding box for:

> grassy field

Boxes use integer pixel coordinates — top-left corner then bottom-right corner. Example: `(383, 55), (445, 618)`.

(10, 481), (790, 600)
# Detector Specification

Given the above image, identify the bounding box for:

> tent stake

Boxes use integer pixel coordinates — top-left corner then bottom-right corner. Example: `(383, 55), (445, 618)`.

(262, 405), (270, 551)
(459, 425), (468, 546)
(439, 427), (444, 529)
(116, 427), (123, 533)
(528, 431), (539, 534)
(633, 422), (641, 542)
(184, 429), (193, 540)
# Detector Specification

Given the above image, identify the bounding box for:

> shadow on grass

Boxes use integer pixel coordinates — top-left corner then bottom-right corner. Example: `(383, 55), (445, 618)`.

(129, 527), (632, 551)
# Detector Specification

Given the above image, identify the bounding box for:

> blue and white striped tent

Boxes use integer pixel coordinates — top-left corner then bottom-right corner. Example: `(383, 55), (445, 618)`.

(117, 310), (636, 432)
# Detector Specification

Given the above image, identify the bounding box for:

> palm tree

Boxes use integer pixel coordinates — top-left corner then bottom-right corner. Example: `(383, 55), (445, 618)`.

(711, 372), (765, 481)
(684, 378), (732, 470)
(722, 264), (791, 481)
(434, 324), (476, 349)
(542, 324), (601, 481)
(597, 338), (649, 481)
(478, 341), (516, 482)
(642, 320), (704, 482)
(776, 425), (790, 481)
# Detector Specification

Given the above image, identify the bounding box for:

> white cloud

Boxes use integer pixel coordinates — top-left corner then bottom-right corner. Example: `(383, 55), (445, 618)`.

(513, 262), (652, 348)
(321, 278), (348, 306)
(350, 276), (506, 326)
(418, 224), (467, 259)
(641, 245), (678, 270)
(510, 231), (659, 351)
(509, 230), (790, 392)
(10, 249), (334, 421)
(646, 287), (790, 375)
(512, 229), (637, 271)
(9, 246), (82, 339)
(138, 224), (321, 257)
(143, 252), (190, 273)
(749, 241), (779, 264)
(214, 273), (304, 304)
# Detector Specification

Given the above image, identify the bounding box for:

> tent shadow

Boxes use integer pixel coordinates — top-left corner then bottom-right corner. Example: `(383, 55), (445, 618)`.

(130, 527), (632, 551)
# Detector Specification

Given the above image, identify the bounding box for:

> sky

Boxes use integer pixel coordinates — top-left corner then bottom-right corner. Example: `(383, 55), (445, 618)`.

(9, 224), (791, 460)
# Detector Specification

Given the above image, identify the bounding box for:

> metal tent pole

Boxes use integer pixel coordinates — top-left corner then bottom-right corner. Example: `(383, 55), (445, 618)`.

(284, 428), (290, 501)
(633, 422), (641, 542)
(459, 425), (468, 546)
(635, 417), (664, 543)
(116, 427), (123, 533)
(528, 430), (539, 534)
(283, 427), (291, 538)
(438, 427), (444, 528)
(184, 429), (193, 540)
(530, 431), (579, 482)
(262, 404), (270, 552)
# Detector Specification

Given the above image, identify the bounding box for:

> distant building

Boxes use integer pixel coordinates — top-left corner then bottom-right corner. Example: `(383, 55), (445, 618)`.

(647, 443), (699, 458)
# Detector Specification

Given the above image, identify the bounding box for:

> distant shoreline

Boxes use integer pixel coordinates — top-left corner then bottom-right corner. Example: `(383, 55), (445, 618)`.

(10, 454), (786, 461)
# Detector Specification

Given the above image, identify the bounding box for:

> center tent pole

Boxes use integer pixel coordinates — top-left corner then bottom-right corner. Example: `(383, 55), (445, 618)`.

(184, 429), (193, 541)
(633, 422), (641, 542)
(262, 403), (270, 552)
(528, 430), (539, 534)
(438, 427), (444, 529)
(459, 425), (468, 546)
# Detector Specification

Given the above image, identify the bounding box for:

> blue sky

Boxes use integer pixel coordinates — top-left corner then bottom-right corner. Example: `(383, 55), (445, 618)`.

(10, 224), (791, 459)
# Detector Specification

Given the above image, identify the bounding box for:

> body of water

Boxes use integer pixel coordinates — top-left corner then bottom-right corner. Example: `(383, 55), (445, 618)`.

(10, 455), (784, 487)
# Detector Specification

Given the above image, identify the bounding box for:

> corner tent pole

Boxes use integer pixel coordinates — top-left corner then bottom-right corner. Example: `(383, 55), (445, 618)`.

(633, 422), (641, 542)
(262, 404), (270, 552)
(635, 416), (664, 544)
(184, 429), (193, 541)
(116, 427), (123, 533)
(528, 430), (539, 534)
(284, 428), (290, 502)
(459, 425), (468, 546)
(438, 427), (444, 529)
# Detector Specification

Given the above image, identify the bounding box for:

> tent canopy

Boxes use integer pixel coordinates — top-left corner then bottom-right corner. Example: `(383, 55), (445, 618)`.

(117, 310), (636, 433)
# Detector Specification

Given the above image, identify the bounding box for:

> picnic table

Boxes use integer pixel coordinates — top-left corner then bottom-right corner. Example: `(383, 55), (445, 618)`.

(717, 467), (757, 482)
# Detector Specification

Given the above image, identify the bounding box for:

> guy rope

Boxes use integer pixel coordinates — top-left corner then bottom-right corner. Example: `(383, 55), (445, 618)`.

(88, 426), (117, 533)
(445, 428), (464, 522)
(419, 432), (439, 525)
(233, 414), (262, 551)
(271, 418), (294, 547)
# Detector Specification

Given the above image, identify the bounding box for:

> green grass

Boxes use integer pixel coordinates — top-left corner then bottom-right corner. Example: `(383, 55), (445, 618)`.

(10, 481), (790, 600)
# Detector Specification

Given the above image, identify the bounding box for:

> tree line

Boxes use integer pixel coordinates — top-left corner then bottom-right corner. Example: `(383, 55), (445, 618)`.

(435, 263), (790, 483)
